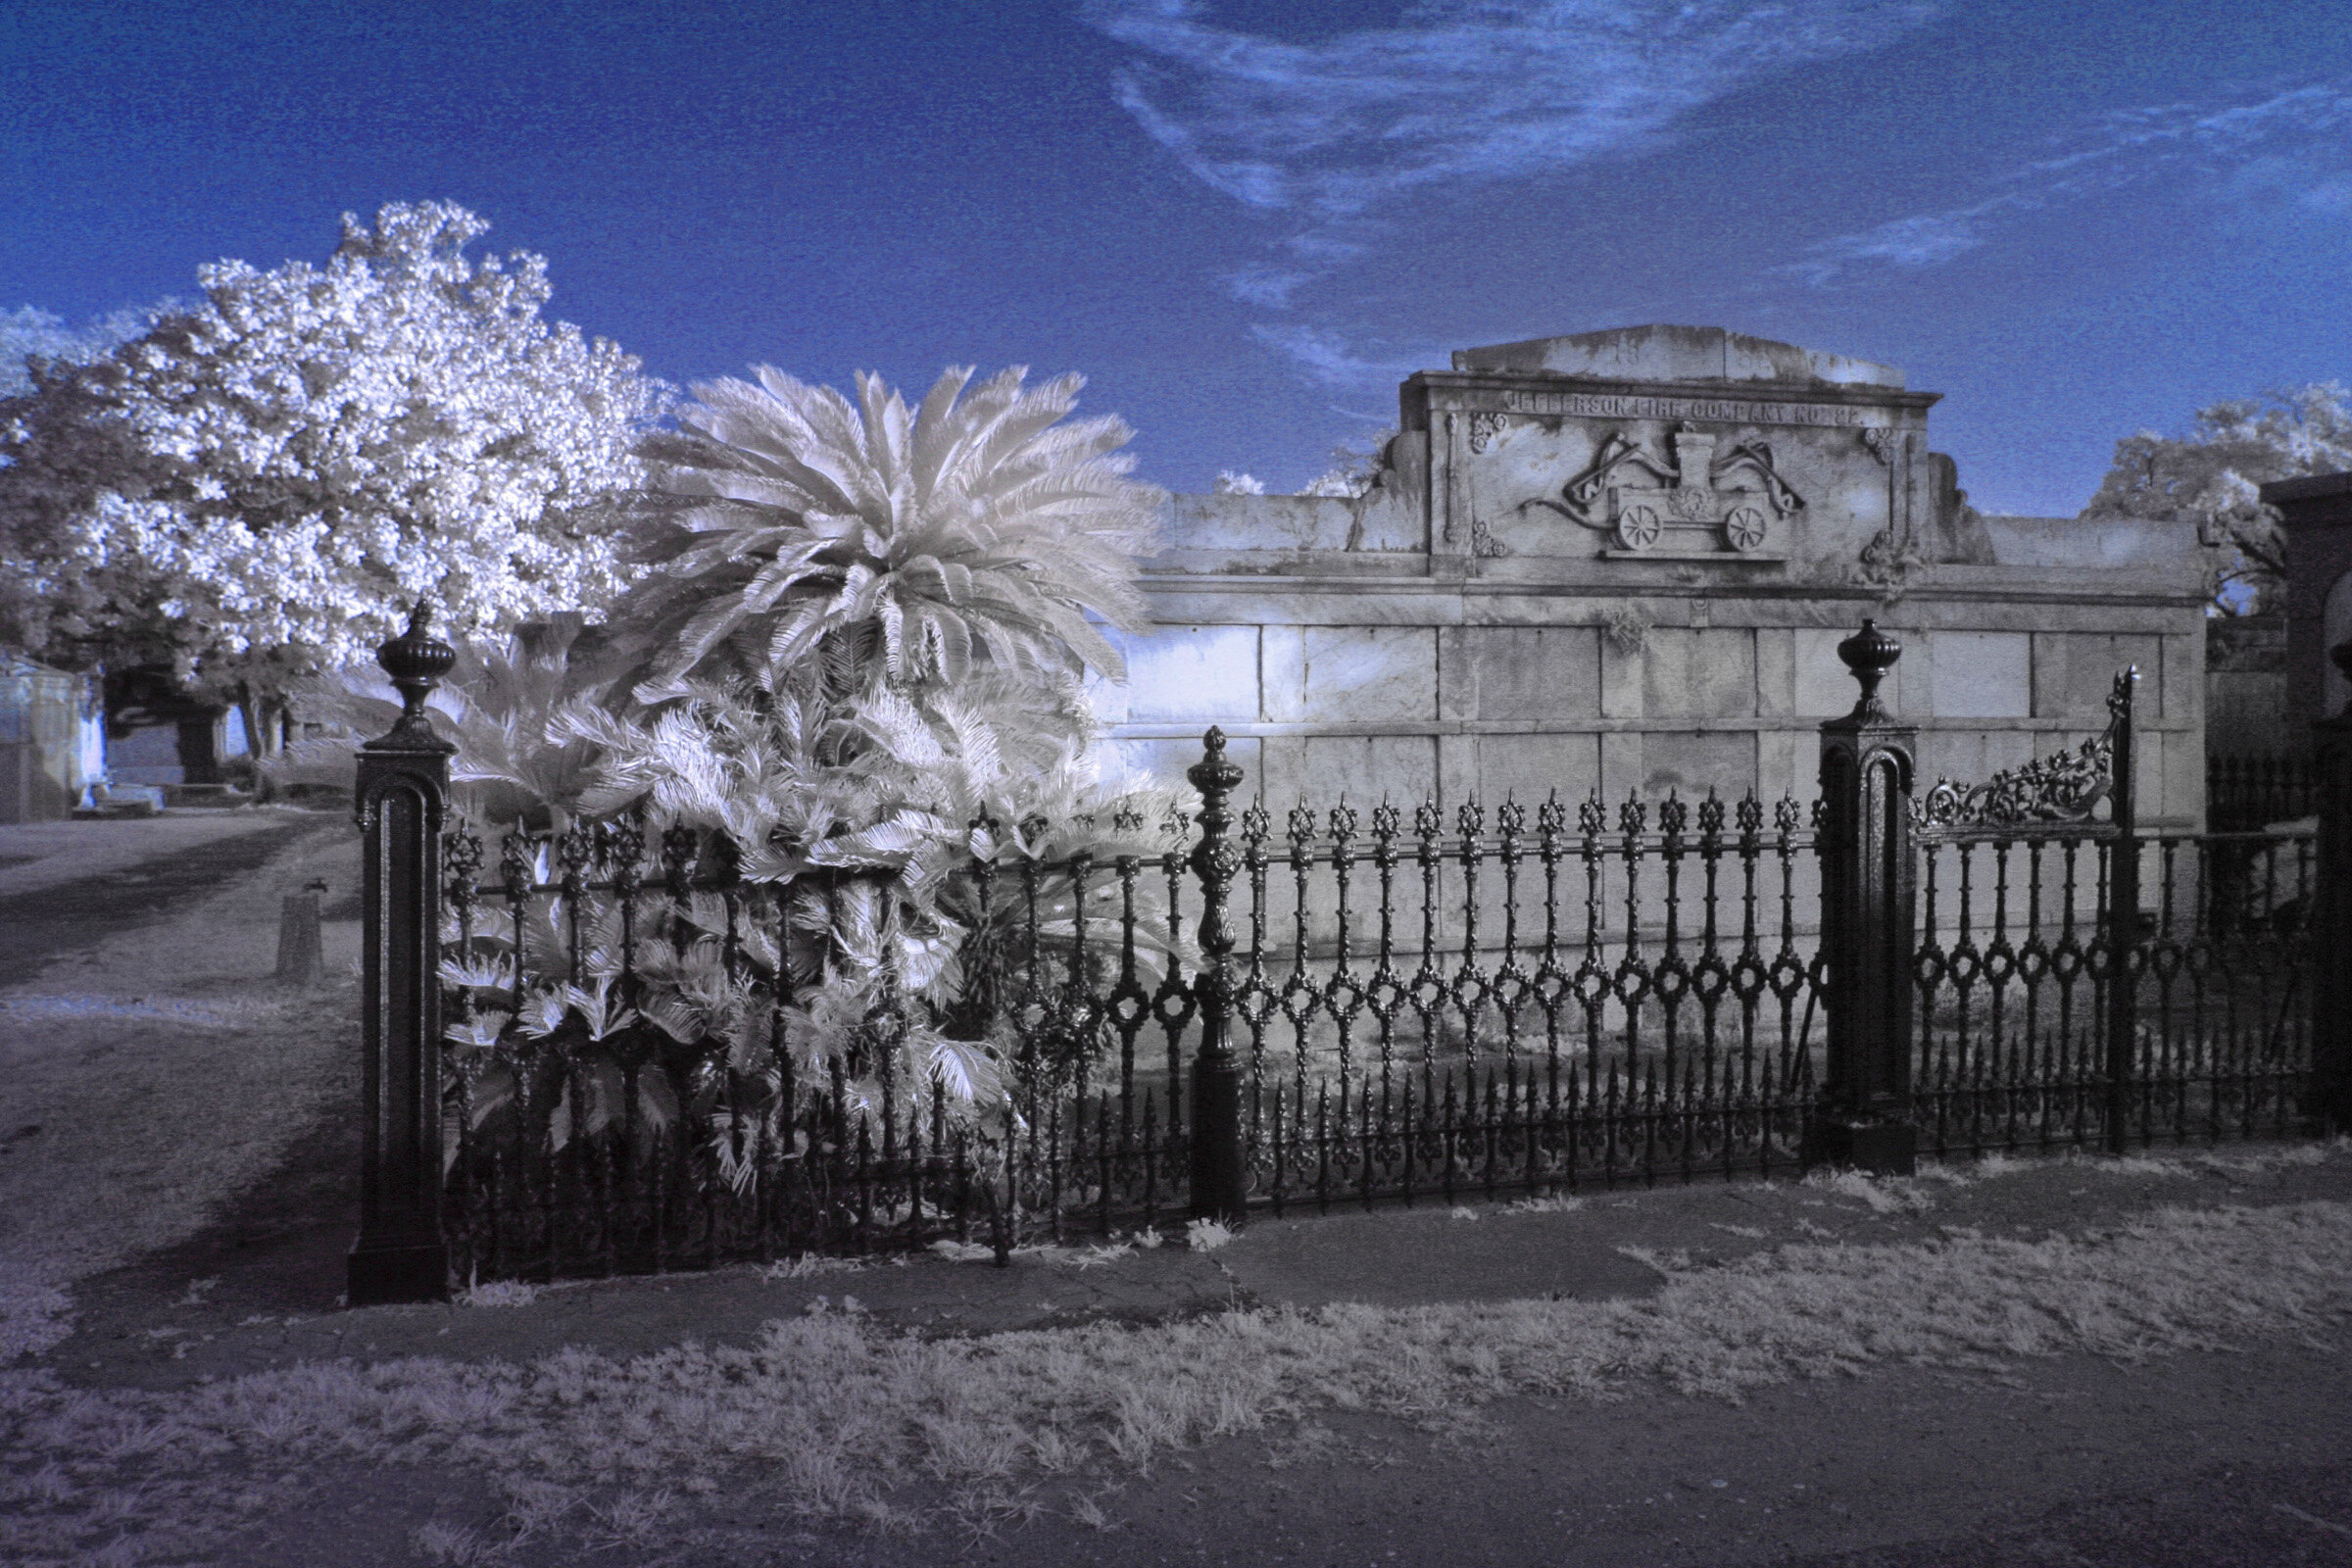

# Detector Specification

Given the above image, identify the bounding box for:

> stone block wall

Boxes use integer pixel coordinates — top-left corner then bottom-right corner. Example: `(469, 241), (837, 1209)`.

(1098, 326), (2212, 836)
(1098, 584), (2205, 831)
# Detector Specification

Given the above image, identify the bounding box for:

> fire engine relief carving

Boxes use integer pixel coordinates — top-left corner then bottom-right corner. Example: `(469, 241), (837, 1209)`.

(1523, 422), (1804, 554)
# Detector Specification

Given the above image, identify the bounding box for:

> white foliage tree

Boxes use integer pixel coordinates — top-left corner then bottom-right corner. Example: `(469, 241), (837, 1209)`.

(0, 304), (167, 398)
(1298, 425), (1396, 499)
(0, 202), (664, 693)
(2082, 383), (2352, 613)
(272, 364), (1180, 1130)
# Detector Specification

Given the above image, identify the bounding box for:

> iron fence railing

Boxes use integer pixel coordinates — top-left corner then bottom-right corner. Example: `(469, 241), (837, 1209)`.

(346, 609), (2337, 1301)
(2208, 754), (2319, 832)
(430, 784), (1839, 1279)
(1911, 826), (2314, 1158)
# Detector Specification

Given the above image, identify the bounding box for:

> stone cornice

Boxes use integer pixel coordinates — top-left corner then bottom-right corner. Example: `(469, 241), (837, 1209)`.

(1403, 369), (1942, 421)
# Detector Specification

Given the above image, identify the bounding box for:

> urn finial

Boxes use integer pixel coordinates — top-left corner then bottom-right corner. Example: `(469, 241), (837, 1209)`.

(374, 600), (456, 744)
(1837, 618), (1902, 721)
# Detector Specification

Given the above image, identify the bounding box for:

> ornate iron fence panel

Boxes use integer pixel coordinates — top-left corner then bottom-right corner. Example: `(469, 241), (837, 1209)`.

(1910, 826), (2313, 1157)
(2208, 753), (2318, 832)
(1188, 789), (1831, 1214)
(431, 782), (1834, 1280)
(1911, 668), (2317, 1157)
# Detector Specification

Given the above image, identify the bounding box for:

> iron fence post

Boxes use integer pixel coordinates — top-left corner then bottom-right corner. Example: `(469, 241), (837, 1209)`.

(2102, 667), (2139, 1153)
(1807, 619), (1919, 1175)
(349, 603), (456, 1305)
(1188, 727), (1248, 1225)
(2312, 644), (2352, 1131)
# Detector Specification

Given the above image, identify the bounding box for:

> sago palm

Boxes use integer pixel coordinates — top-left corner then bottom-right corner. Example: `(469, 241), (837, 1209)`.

(616, 365), (1162, 700)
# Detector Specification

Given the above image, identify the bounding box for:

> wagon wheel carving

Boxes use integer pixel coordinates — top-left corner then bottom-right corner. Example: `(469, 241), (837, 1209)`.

(1615, 504), (1661, 551)
(1724, 505), (1769, 552)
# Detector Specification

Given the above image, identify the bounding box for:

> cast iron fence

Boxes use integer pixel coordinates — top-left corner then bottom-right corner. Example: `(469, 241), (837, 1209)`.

(345, 610), (2340, 1301)
(1912, 669), (2317, 1158)
(2208, 753), (2318, 832)
(425, 779), (1838, 1282)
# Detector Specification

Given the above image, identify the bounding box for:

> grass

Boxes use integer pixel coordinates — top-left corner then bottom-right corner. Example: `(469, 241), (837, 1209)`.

(6, 1190), (2352, 1562)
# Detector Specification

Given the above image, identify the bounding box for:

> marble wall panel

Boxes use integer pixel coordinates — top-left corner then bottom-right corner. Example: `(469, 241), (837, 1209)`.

(1600, 732), (1644, 803)
(1757, 728), (1805, 804)
(2134, 729), (2165, 823)
(1641, 731), (1756, 799)
(1794, 627), (1903, 718)
(1928, 631), (2033, 718)
(1473, 733), (1603, 810)
(1916, 729), (1988, 791)
(2055, 633), (2163, 719)
(1982, 727), (2039, 779)
(1124, 625), (1261, 723)
(1601, 635), (1643, 718)
(1264, 627), (1440, 723)
(2162, 629), (2203, 725)
(1467, 627), (1603, 720)
(1642, 628), (1757, 719)
(1298, 734), (1439, 812)
(1756, 629), (1797, 717)
(2030, 632), (2070, 720)
(2159, 727), (2206, 824)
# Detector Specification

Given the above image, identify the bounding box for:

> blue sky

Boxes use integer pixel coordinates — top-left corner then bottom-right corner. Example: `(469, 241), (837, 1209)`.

(4, 0), (2347, 515)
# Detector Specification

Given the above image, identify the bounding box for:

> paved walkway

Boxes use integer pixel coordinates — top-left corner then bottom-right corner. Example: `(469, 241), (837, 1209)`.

(49, 1143), (2352, 1568)
(53, 1139), (2352, 1394)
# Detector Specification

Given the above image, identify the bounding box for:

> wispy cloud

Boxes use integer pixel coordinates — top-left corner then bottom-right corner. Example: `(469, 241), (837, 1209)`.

(1219, 264), (1314, 308)
(1783, 77), (2352, 285)
(1094, 0), (1945, 221)
(1245, 322), (1436, 388)
(1091, 0), (1948, 385)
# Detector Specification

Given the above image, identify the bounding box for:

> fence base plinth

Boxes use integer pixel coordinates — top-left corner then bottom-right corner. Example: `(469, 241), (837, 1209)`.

(346, 1238), (450, 1306)
(1190, 1054), (1246, 1229)
(1803, 1116), (1917, 1177)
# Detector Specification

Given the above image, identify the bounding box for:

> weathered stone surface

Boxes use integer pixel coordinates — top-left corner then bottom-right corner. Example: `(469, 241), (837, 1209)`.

(1642, 628), (1756, 720)
(1642, 731), (1753, 798)
(1451, 325), (1903, 388)
(1984, 515), (2206, 569)
(2160, 727), (2207, 824)
(2054, 632), (2162, 719)
(1916, 730), (1989, 792)
(1768, 723), (1796, 799)
(1298, 735), (1437, 812)
(1464, 627), (1602, 720)
(1929, 631), (2033, 718)
(1923, 452), (1999, 565)
(1474, 733), (1601, 808)
(1102, 327), (2209, 813)
(1755, 630), (1797, 718)
(1264, 627), (1438, 723)
(1123, 625), (1260, 723)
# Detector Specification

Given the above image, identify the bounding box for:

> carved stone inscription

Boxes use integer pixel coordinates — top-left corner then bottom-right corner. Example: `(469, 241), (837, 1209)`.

(1498, 390), (1881, 429)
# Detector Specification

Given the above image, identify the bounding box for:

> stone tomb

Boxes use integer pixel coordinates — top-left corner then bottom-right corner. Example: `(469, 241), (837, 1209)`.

(1102, 326), (2209, 842)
